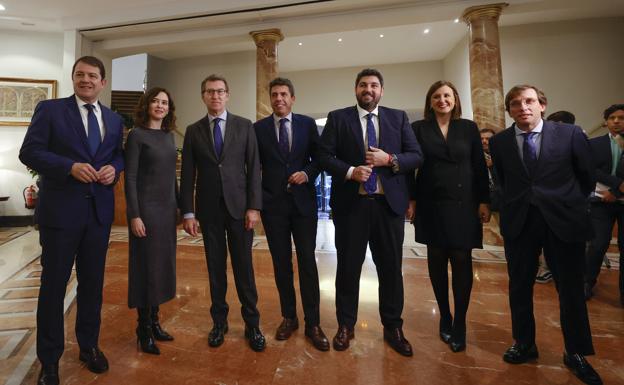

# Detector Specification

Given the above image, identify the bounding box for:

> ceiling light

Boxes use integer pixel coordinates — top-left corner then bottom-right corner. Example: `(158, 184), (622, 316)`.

(379, 34), (384, 38)
(0, 4), (6, 11)
(454, 18), (460, 23)
(338, 38), (342, 42)
(423, 28), (430, 34)
(298, 42), (303, 46)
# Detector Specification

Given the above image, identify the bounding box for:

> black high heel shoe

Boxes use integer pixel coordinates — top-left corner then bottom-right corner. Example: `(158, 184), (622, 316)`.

(449, 322), (466, 352)
(151, 306), (174, 341)
(136, 325), (160, 355)
(439, 316), (452, 344)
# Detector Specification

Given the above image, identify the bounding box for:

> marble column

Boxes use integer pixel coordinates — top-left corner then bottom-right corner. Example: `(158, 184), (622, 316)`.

(462, 3), (508, 132)
(250, 28), (284, 121)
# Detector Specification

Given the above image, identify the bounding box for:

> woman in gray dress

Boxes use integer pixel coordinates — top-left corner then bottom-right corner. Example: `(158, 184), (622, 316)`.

(125, 87), (178, 355)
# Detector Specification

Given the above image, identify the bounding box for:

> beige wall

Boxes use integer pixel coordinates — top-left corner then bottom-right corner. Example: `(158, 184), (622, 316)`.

(442, 35), (472, 120)
(282, 61), (443, 121)
(146, 50), (256, 135)
(500, 17), (624, 131)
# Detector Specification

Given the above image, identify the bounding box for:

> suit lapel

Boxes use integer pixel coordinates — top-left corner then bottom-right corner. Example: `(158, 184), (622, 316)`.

(197, 116), (218, 162)
(535, 120), (554, 176)
(348, 106), (365, 158)
(98, 104), (115, 157)
(290, 114), (299, 157)
(65, 96), (91, 156)
(222, 113), (235, 158)
(505, 125), (529, 178)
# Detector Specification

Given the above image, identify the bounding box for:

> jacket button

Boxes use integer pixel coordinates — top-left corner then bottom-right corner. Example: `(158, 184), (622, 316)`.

(458, 184), (462, 187)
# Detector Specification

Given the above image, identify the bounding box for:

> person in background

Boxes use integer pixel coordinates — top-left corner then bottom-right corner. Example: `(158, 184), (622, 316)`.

(125, 87), (179, 355)
(409, 81), (490, 353)
(480, 128), (499, 225)
(585, 104), (624, 305)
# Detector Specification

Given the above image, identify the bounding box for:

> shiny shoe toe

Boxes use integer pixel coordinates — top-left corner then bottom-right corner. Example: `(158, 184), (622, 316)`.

(245, 326), (266, 352)
(563, 353), (603, 385)
(208, 323), (228, 347)
(37, 363), (59, 385)
(78, 347), (109, 374)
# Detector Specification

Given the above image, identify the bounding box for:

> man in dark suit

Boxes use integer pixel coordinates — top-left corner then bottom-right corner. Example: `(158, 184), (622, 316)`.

(318, 68), (423, 356)
(490, 85), (601, 385)
(19, 56), (124, 385)
(253, 78), (329, 351)
(586, 104), (624, 304)
(180, 74), (265, 351)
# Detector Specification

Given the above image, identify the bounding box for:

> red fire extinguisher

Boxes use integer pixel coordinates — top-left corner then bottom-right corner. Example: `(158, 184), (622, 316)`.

(23, 185), (38, 209)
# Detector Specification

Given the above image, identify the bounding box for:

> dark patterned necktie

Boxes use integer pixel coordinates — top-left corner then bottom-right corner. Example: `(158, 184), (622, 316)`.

(213, 118), (223, 158)
(278, 118), (289, 158)
(364, 113), (377, 194)
(84, 104), (101, 156)
(522, 131), (538, 175)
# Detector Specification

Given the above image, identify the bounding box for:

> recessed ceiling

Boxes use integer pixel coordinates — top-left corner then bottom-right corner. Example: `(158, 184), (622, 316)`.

(2, 0), (624, 71)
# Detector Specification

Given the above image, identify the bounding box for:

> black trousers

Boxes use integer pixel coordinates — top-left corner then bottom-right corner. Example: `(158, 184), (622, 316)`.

(585, 201), (624, 295)
(504, 205), (594, 355)
(37, 201), (111, 365)
(199, 197), (260, 327)
(262, 195), (320, 327)
(333, 195), (405, 329)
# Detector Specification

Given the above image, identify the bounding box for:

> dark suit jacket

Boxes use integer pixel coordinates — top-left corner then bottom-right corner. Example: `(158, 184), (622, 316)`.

(318, 105), (423, 216)
(254, 113), (320, 217)
(590, 134), (623, 198)
(19, 96), (124, 228)
(411, 118), (490, 204)
(180, 111), (262, 220)
(489, 120), (595, 242)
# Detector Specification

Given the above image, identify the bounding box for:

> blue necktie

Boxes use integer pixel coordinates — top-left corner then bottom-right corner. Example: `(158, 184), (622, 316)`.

(364, 113), (377, 194)
(522, 131), (538, 175)
(213, 118), (223, 158)
(278, 118), (290, 158)
(84, 104), (101, 156)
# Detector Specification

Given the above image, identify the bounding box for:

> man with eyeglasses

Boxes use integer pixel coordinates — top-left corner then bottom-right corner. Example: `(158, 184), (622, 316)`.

(180, 74), (265, 352)
(489, 85), (601, 385)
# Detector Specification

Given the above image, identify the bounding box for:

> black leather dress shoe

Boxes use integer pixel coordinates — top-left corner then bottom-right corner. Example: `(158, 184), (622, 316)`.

(245, 326), (266, 352)
(502, 343), (538, 364)
(383, 328), (413, 357)
(563, 352), (603, 385)
(37, 363), (59, 385)
(275, 318), (299, 340)
(79, 347), (109, 373)
(305, 325), (330, 351)
(208, 323), (228, 347)
(332, 325), (354, 351)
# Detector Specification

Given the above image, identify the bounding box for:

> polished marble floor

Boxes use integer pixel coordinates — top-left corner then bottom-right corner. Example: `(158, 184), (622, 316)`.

(0, 221), (623, 385)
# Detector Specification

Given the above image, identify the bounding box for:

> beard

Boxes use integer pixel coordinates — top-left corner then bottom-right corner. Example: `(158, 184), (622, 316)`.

(356, 92), (380, 111)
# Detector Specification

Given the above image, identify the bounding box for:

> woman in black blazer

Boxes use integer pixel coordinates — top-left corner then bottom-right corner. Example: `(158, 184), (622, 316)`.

(409, 80), (490, 352)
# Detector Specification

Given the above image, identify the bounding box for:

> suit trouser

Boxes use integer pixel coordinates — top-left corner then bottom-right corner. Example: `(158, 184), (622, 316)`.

(199, 197), (260, 327)
(262, 196), (321, 326)
(333, 195), (405, 329)
(585, 201), (624, 295)
(504, 205), (594, 355)
(37, 200), (111, 365)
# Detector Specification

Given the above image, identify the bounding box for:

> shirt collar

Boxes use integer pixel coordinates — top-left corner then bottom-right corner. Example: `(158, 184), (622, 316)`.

(208, 110), (227, 123)
(514, 118), (543, 136)
(357, 104), (379, 120)
(273, 112), (293, 126)
(75, 95), (99, 111)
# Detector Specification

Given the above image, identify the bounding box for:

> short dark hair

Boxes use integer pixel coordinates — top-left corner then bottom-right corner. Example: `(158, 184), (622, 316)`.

(424, 80), (462, 121)
(134, 87), (177, 132)
(547, 110), (575, 124)
(504, 85), (547, 116)
(201, 74), (229, 94)
(355, 68), (384, 88)
(269, 77), (295, 96)
(480, 128), (496, 136)
(72, 56), (106, 79)
(604, 104), (624, 120)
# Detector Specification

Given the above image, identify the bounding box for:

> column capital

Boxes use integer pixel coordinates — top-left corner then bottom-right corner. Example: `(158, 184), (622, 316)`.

(462, 3), (508, 24)
(250, 28), (284, 46)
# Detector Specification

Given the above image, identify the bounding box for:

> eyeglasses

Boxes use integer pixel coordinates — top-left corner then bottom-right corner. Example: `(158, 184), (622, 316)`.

(203, 88), (227, 96)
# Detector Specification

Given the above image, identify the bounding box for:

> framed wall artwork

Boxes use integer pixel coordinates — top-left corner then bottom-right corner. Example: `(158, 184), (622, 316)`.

(0, 77), (58, 126)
